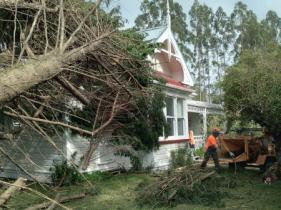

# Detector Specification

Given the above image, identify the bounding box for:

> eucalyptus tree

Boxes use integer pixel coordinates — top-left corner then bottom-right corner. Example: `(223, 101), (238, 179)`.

(261, 10), (281, 43)
(230, 1), (263, 59)
(210, 7), (234, 99)
(188, 0), (213, 101)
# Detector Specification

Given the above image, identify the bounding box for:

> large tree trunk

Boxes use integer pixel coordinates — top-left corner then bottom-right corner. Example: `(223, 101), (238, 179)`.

(0, 33), (108, 105)
(0, 54), (61, 104)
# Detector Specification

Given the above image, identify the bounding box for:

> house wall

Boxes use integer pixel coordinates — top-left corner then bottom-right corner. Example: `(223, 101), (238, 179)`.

(0, 130), (131, 183)
(0, 131), (65, 183)
(65, 132), (131, 173)
(142, 142), (186, 170)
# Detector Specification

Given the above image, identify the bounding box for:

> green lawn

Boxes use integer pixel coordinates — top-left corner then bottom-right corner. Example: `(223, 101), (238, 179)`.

(4, 168), (281, 210)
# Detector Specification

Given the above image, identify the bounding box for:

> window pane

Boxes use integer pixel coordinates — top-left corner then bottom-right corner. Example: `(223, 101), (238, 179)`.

(166, 97), (174, 116)
(167, 118), (174, 136)
(177, 99), (184, 117)
(177, 118), (184, 136)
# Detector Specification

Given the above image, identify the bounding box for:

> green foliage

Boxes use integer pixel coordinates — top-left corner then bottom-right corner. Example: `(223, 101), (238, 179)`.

(222, 43), (281, 137)
(85, 171), (113, 182)
(170, 146), (193, 169)
(109, 31), (168, 151)
(50, 156), (82, 186)
(121, 29), (158, 60)
(195, 147), (205, 157)
(68, 29), (167, 151)
(207, 115), (225, 134)
(114, 85), (168, 151)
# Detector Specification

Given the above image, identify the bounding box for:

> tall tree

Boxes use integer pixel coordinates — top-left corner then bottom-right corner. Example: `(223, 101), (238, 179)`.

(210, 6), (234, 100)
(188, 0), (213, 101)
(222, 43), (281, 141)
(261, 10), (281, 43)
(231, 1), (263, 58)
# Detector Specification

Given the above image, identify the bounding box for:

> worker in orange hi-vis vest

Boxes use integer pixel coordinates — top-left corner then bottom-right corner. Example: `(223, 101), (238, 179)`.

(189, 130), (195, 156)
(200, 128), (221, 171)
(189, 130), (195, 148)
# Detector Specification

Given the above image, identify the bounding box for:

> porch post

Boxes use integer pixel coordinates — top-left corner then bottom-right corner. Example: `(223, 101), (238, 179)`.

(203, 107), (207, 138)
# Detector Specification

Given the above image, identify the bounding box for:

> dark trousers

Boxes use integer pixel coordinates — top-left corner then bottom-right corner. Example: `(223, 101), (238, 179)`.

(201, 147), (220, 170)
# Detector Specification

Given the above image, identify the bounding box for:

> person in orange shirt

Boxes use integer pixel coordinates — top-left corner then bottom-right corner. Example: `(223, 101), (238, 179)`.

(189, 130), (195, 148)
(189, 130), (195, 157)
(200, 128), (221, 171)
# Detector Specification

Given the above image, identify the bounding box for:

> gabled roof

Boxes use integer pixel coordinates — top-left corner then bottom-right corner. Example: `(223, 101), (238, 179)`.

(141, 25), (194, 87)
(141, 26), (167, 42)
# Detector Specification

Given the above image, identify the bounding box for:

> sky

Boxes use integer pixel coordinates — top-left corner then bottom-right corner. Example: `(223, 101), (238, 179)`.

(110, 0), (281, 28)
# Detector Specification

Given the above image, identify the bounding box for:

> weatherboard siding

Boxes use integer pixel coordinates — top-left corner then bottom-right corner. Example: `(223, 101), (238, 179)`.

(0, 129), (186, 182)
(65, 132), (131, 173)
(0, 132), (65, 183)
(142, 142), (186, 170)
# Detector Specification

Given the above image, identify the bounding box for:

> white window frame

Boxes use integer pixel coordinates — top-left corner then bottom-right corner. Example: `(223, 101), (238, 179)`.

(161, 95), (186, 140)
(177, 98), (185, 136)
(166, 96), (175, 136)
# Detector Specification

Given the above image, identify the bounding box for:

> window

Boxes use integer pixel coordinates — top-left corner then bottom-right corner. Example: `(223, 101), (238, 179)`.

(166, 97), (175, 136)
(165, 97), (185, 137)
(177, 99), (184, 136)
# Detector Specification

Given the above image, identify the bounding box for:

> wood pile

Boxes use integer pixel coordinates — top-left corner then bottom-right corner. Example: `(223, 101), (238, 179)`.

(137, 165), (230, 207)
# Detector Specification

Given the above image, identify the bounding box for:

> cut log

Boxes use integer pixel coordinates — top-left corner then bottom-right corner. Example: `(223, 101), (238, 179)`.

(25, 193), (86, 210)
(0, 177), (27, 206)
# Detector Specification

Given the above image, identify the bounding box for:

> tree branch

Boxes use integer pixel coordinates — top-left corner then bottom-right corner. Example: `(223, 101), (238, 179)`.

(63, 0), (102, 50)
(55, 76), (90, 105)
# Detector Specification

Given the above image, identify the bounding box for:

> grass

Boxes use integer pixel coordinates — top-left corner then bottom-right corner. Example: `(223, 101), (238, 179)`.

(4, 168), (281, 210)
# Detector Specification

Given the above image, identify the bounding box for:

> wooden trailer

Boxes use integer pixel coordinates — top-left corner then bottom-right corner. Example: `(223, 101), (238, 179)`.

(218, 135), (276, 170)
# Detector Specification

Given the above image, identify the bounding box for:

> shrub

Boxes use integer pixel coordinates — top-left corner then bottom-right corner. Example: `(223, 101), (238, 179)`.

(50, 160), (82, 186)
(195, 147), (205, 157)
(85, 171), (113, 182)
(170, 146), (192, 169)
(50, 153), (82, 186)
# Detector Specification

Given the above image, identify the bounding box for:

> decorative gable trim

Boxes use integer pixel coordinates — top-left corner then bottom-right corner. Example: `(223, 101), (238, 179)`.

(156, 28), (194, 86)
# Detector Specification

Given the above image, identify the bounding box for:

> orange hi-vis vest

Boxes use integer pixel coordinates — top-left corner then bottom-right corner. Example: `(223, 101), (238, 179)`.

(205, 135), (217, 151)
(189, 130), (195, 145)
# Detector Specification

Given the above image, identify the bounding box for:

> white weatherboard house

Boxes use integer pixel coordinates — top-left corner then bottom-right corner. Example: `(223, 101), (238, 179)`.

(0, 14), (222, 182)
(140, 24), (223, 169)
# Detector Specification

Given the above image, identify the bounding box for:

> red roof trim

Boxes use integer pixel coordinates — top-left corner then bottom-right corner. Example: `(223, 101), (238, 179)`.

(154, 71), (193, 92)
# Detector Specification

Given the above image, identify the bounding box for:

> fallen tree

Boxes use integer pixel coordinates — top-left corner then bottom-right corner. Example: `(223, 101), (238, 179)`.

(0, 0), (167, 173)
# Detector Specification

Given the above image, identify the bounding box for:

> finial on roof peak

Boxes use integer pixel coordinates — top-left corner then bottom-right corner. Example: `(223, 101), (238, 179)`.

(167, 0), (172, 60)
(167, 0), (171, 32)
